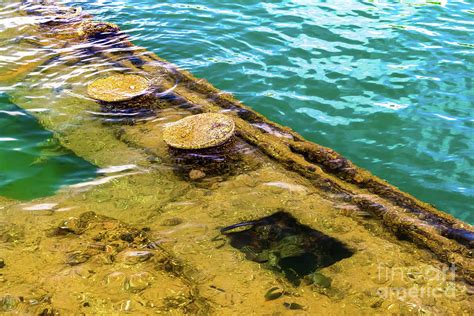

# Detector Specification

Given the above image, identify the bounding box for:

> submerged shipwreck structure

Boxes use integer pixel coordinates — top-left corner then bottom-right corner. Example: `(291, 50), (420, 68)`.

(0, 0), (472, 314)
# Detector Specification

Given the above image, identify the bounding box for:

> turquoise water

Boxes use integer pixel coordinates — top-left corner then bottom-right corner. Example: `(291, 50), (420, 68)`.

(2, 0), (473, 223)
(0, 94), (97, 200)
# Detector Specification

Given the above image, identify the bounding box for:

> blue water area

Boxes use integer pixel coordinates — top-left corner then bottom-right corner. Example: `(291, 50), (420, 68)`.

(0, 94), (97, 200)
(61, 1), (474, 223)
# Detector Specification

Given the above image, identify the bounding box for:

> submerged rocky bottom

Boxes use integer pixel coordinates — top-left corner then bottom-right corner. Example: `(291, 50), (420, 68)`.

(1, 159), (471, 314)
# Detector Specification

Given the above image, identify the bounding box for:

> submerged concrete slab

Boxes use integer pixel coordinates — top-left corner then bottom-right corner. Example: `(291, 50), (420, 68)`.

(0, 0), (472, 314)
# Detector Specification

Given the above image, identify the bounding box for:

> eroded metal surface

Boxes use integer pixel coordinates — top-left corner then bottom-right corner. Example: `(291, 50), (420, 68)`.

(0, 0), (472, 314)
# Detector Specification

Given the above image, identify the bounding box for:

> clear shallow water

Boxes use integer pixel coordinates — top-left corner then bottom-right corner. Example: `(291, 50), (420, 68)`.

(0, 2), (472, 314)
(1, 0), (473, 223)
(70, 0), (473, 223)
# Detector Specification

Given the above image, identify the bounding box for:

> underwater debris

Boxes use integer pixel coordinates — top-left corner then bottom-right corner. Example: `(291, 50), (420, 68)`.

(221, 211), (353, 285)
(264, 286), (284, 301)
(49, 211), (96, 236)
(189, 169), (206, 181)
(49, 211), (152, 264)
(124, 272), (152, 292)
(0, 222), (24, 243)
(65, 251), (90, 266)
(55, 217), (88, 235)
(77, 20), (121, 39)
(38, 307), (60, 316)
(116, 249), (154, 265)
(0, 295), (20, 312)
(161, 218), (184, 226)
(87, 74), (150, 103)
(163, 113), (235, 150)
(311, 272), (332, 288)
(283, 302), (305, 310)
(41, 211), (213, 312)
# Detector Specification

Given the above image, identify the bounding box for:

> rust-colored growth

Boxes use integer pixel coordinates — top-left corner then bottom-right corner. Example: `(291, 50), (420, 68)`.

(77, 20), (121, 38)
(87, 74), (151, 103)
(163, 113), (235, 150)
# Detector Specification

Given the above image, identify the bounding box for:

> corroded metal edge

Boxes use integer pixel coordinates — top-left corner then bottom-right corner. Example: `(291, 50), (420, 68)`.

(17, 0), (473, 284)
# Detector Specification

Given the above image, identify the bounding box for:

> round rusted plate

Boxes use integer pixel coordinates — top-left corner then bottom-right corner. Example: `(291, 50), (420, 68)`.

(163, 113), (235, 150)
(87, 74), (150, 103)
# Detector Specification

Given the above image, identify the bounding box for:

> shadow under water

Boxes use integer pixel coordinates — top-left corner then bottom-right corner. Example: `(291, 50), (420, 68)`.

(221, 211), (354, 286)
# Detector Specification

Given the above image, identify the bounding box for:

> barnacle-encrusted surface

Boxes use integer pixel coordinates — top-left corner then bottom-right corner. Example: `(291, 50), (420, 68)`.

(163, 113), (235, 149)
(77, 20), (120, 38)
(87, 74), (150, 103)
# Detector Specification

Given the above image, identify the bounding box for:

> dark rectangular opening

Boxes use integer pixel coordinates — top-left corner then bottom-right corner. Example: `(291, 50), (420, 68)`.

(221, 211), (354, 285)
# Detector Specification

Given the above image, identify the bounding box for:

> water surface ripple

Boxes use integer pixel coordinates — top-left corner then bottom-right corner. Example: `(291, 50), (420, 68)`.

(2, 0), (473, 223)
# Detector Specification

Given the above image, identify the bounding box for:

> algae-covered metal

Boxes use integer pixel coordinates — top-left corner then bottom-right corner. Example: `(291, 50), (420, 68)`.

(87, 74), (150, 103)
(163, 113), (235, 150)
(0, 0), (473, 314)
(77, 20), (120, 39)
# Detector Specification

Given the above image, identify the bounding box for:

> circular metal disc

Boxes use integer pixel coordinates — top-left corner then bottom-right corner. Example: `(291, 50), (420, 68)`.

(163, 113), (235, 150)
(87, 74), (150, 102)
